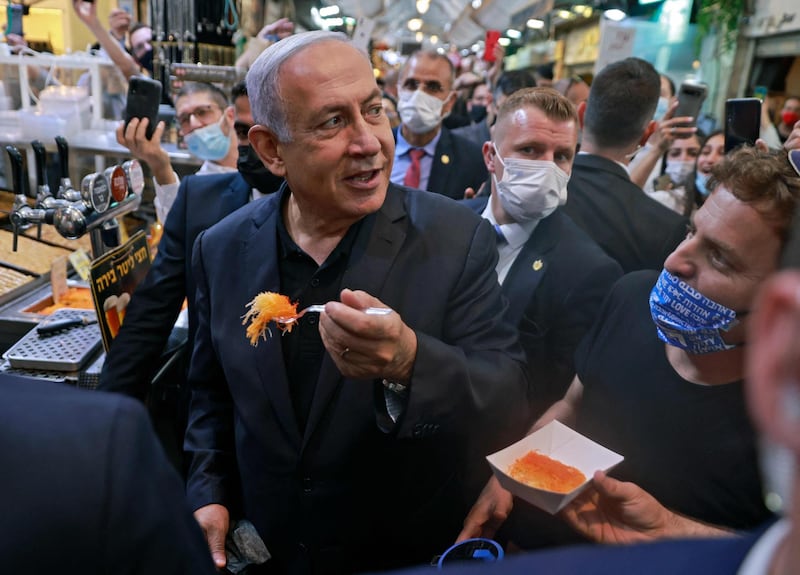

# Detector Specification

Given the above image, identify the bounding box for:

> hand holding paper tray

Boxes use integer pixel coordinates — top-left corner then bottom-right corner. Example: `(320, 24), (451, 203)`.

(486, 420), (624, 515)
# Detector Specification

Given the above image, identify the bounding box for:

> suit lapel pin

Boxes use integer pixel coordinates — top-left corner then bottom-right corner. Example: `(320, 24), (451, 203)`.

(441, 154), (450, 165)
(532, 259), (544, 271)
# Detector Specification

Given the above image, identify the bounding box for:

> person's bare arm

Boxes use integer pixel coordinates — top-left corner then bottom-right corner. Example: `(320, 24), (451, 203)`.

(73, 0), (142, 79)
(628, 102), (695, 188)
(531, 375), (584, 432)
(560, 471), (736, 544)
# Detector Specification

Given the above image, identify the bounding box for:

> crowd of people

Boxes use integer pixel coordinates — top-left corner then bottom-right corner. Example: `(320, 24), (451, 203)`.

(3, 12), (800, 575)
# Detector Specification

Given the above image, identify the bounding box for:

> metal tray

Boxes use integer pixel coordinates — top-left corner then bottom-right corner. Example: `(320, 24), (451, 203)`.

(3, 308), (102, 371)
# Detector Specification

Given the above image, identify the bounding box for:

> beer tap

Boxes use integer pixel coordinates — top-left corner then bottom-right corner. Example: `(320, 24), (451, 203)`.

(6, 146), (54, 252)
(30, 140), (71, 211)
(55, 136), (82, 203)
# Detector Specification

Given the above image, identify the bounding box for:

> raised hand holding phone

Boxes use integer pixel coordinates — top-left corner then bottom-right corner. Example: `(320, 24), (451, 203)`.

(124, 76), (162, 141)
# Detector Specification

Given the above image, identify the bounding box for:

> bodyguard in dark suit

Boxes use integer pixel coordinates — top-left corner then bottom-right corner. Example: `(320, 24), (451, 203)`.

(463, 87), (622, 416)
(0, 373), (216, 574)
(563, 58), (688, 273)
(460, 88), (621, 545)
(186, 32), (530, 574)
(390, 49), (486, 200)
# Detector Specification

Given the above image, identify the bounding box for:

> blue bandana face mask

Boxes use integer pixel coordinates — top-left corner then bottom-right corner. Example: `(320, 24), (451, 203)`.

(649, 269), (740, 354)
(184, 115), (231, 161)
(695, 172), (710, 197)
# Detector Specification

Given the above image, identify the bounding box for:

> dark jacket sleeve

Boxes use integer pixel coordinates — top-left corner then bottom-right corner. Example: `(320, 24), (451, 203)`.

(103, 396), (217, 574)
(98, 179), (192, 400)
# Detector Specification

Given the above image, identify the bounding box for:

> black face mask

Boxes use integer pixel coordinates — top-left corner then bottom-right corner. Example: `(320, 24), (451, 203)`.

(469, 104), (487, 123)
(237, 145), (283, 195)
(136, 49), (154, 75)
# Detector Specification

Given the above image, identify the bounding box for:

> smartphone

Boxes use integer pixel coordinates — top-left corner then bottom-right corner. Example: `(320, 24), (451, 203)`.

(725, 98), (761, 153)
(484, 30), (501, 63)
(6, 4), (24, 37)
(673, 81), (708, 134)
(124, 76), (162, 140)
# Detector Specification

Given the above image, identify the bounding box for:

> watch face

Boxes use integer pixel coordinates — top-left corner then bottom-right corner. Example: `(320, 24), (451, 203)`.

(88, 173), (111, 213)
(123, 159), (145, 197)
(105, 165), (127, 203)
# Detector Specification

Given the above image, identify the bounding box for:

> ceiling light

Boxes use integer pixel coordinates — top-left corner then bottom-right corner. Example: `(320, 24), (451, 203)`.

(430, 35), (439, 44)
(408, 18), (423, 31)
(604, 8), (627, 20)
(472, 0), (482, 8)
(318, 5), (340, 17)
(416, 0), (430, 15)
(506, 29), (522, 39)
(498, 38), (511, 46)
(557, 9), (574, 19)
(416, 31), (424, 42)
(527, 18), (545, 29)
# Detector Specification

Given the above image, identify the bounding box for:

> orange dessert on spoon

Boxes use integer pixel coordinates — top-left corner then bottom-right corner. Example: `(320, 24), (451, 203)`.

(242, 291), (299, 345)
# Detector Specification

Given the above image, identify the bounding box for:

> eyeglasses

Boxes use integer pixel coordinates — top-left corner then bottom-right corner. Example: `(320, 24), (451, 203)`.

(234, 121), (253, 141)
(790, 149), (800, 177)
(401, 78), (447, 95)
(176, 104), (222, 130)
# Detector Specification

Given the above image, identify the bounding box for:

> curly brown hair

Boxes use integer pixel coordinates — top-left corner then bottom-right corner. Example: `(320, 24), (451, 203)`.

(709, 146), (800, 243)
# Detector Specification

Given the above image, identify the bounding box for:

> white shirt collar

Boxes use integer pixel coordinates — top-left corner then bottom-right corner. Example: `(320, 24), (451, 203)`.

(480, 195), (539, 249)
(736, 519), (791, 575)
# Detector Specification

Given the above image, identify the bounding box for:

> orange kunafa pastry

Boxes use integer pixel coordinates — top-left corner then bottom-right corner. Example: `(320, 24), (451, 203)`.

(242, 291), (298, 345)
(508, 450), (586, 493)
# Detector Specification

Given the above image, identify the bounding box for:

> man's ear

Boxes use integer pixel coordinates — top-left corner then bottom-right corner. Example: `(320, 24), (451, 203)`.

(577, 100), (587, 130)
(482, 140), (496, 173)
(640, 119), (657, 147)
(249, 126), (287, 177)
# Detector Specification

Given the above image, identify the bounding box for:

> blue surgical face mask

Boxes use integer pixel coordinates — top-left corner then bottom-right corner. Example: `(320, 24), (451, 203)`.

(654, 96), (669, 121)
(649, 269), (740, 354)
(184, 115), (231, 161)
(695, 172), (710, 197)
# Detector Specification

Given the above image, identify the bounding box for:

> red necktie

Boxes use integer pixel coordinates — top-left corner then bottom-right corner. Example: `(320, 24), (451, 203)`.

(403, 148), (425, 189)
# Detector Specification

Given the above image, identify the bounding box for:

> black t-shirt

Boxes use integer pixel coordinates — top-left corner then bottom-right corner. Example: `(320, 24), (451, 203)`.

(575, 271), (773, 531)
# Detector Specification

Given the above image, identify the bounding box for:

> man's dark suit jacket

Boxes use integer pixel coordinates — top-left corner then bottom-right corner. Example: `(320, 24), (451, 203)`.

(451, 118), (491, 148)
(394, 125), (487, 200)
(393, 527), (768, 575)
(564, 153), (688, 273)
(0, 373), (215, 574)
(185, 184), (530, 573)
(99, 172), (251, 399)
(465, 198), (623, 415)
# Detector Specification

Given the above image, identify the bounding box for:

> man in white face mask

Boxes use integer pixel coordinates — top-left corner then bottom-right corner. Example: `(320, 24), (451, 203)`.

(389, 50), (487, 200)
(463, 86), (622, 420)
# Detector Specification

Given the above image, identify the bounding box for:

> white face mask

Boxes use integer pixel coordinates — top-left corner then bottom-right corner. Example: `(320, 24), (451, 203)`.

(492, 143), (570, 223)
(665, 159), (695, 185)
(398, 89), (445, 134)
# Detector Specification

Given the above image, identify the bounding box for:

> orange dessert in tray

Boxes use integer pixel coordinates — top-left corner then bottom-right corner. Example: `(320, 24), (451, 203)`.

(242, 291), (298, 345)
(508, 450), (586, 494)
